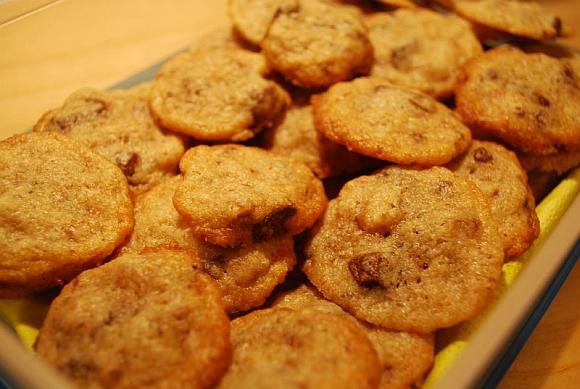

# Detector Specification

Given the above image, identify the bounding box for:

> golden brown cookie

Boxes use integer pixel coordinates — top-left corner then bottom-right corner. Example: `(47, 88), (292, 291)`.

(263, 104), (377, 179)
(230, 0), (300, 46)
(313, 77), (472, 165)
(273, 284), (435, 389)
(367, 9), (482, 100)
(453, 0), (566, 41)
(35, 249), (230, 389)
(34, 84), (185, 194)
(263, 0), (373, 87)
(150, 49), (289, 142)
(174, 144), (327, 247)
(456, 46), (580, 155)
(218, 307), (381, 389)
(0, 132), (133, 298)
(518, 150), (580, 175)
(231, 0), (373, 87)
(123, 176), (296, 313)
(303, 166), (504, 333)
(448, 140), (539, 259)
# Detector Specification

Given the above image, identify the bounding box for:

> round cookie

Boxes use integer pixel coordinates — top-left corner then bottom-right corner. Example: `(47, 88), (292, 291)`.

(174, 144), (327, 247)
(150, 49), (289, 142)
(123, 176), (296, 313)
(453, 0), (566, 41)
(217, 308), (381, 389)
(367, 9), (482, 100)
(230, 0), (299, 46)
(34, 84), (185, 194)
(313, 77), (472, 165)
(263, 104), (377, 179)
(35, 249), (230, 389)
(303, 166), (504, 333)
(260, 0), (373, 87)
(518, 150), (580, 176)
(0, 132), (133, 298)
(456, 46), (580, 155)
(447, 140), (539, 259)
(273, 284), (435, 389)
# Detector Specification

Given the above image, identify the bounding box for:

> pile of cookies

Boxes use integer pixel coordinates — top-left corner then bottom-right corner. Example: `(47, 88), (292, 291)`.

(1, 0), (579, 387)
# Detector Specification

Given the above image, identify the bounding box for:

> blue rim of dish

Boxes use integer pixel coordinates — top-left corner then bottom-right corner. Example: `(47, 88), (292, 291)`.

(478, 239), (580, 388)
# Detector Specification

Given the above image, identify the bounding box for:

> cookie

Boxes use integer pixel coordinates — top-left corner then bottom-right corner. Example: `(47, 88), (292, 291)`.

(123, 176), (296, 313)
(35, 249), (230, 389)
(448, 140), (539, 259)
(456, 46), (580, 155)
(34, 84), (185, 194)
(217, 308), (381, 389)
(150, 49), (289, 142)
(273, 284), (435, 389)
(367, 9), (482, 100)
(230, 0), (299, 46)
(453, 0), (566, 40)
(518, 150), (580, 175)
(0, 132), (133, 298)
(174, 144), (327, 247)
(263, 0), (373, 87)
(313, 77), (472, 165)
(263, 104), (377, 179)
(231, 0), (373, 87)
(303, 166), (504, 333)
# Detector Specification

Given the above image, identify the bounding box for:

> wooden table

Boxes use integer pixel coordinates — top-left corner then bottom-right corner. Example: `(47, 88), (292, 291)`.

(0, 0), (578, 387)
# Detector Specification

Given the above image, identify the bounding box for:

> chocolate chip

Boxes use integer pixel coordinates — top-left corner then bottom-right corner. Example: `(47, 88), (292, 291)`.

(115, 152), (139, 177)
(486, 69), (498, 80)
(391, 42), (417, 71)
(422, 262), (429, 270)
(535, 94), (550, 107)
(552, 17), (562, 34)
(473, 147), (493, 162)
(252, 206), (297, 242)
(348, 253), (385, 288)
(408, 95), (436, 114)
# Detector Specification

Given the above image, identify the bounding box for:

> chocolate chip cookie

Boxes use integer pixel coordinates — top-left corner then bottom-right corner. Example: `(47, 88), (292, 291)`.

(313, 77), (472, 165)
(174, 145), (327, 247)
(367, 9), (482, 100)
(34, 84), (185, 194)
(218, 308), (381, 389)
(0, 132), (133, 298)
(122, 176), (297, 313)
(35, 249), (230, 389)
(303, 166), (504, 333)
(448, 140), (539, 259)
(150, 49), (289, 142)
(273, 284), (435, 389)
(456, 46), (580, 155)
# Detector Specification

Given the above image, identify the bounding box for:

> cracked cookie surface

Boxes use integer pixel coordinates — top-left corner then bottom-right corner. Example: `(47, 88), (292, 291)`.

(303, 166), (504, 333)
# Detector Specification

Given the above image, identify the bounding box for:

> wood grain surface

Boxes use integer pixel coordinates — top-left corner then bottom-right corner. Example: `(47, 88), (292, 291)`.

(0, 0), (578, 387)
